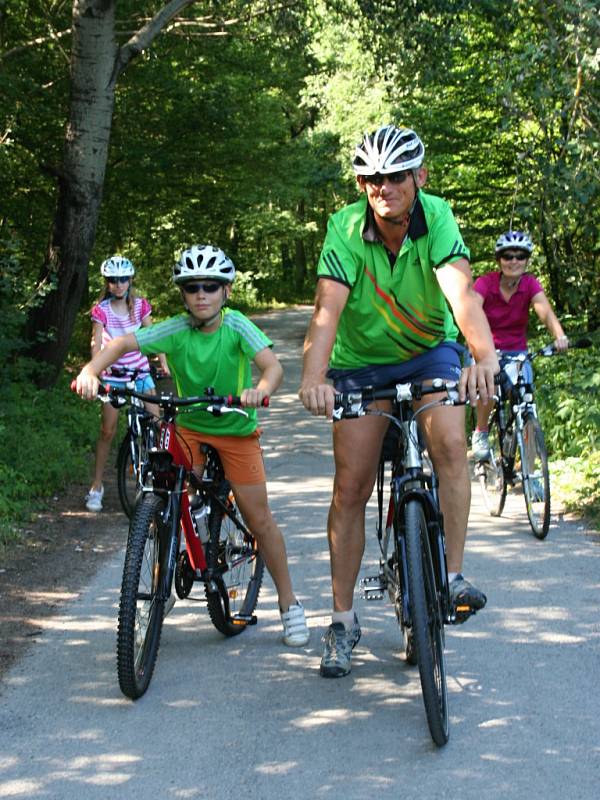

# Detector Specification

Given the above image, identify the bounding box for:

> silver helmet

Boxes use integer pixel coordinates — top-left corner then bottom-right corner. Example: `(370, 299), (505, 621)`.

(173, 245), (236, 284)
(100, 256), (135, 277)
(353, 125), (425, 175)
(495, 231), (534, 255)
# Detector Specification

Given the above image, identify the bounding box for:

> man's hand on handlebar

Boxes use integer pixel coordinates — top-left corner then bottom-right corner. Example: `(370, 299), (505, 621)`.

(459, 355), (499, 406)
(298, 381), (337, 419)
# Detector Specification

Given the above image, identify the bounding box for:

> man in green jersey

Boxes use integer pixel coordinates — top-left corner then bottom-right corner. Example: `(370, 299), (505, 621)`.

(299, 125), (499, 677)
(76, 245), (309, 647)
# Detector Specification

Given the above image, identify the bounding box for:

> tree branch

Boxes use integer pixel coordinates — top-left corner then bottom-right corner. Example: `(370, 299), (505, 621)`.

(110, 0), (198, 84)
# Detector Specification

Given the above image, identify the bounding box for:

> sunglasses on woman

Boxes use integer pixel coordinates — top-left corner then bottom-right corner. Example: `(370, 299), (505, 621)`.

(181, 281), (224, 295)
(500, 252), (529, 262)
(364, 171), (410, 186)
(107, 276), (131, 284)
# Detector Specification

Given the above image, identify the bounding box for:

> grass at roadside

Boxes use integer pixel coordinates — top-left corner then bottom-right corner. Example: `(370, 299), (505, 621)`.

(551, 453), (600, 531)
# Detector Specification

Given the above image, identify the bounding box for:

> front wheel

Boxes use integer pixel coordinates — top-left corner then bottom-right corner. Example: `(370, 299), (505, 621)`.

(404, 499), (449, 746)
(520, 417), (551, 539)
(477, 414), (507, 517)
(205, 485), (265, 636)
(117, 494), (169, 699)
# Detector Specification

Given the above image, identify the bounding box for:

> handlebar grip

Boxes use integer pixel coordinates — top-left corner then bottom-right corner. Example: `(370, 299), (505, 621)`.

(227, 395), (270, 407)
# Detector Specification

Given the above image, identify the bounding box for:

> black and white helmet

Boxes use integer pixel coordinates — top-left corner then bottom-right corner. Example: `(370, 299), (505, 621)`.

(173, 245), (236, 284)
(353, 125), (425, 175)
(100, 256), (135, 277)
(495, 231), (534, 256)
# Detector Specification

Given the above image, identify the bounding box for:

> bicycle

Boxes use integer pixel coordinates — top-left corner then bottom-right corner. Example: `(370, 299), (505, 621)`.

(108, 365), (165, 518)
(84, 382), (267, 700)
(334, 380), (479, 748)
(475, 341), (588, 539)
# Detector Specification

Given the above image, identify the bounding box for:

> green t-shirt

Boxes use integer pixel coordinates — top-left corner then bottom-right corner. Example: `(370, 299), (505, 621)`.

(316, 191), (470, 368)
(135, 308), (272, 436)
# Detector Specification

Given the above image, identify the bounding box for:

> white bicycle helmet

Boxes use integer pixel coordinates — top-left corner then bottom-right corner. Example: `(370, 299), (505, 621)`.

(353, 125), (425, 175)
(495, 231), (534, 255)
(173, 245), (236, 284)
(100, 256), (135, 277)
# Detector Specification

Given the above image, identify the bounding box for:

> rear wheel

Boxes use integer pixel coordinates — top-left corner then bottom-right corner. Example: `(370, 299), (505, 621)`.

(478, 414), (507, 517)
(116, 435), (136, 518)
(117, 494), (169, 699)
(117, 424), (154, 519)
(404, 500), (449, 746)
(521, 417), (551, 539)
(205, 485), (265, 636)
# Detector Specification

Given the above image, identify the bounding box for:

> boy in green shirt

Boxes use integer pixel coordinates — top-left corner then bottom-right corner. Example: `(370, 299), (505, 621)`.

(76, 245), (309, 647)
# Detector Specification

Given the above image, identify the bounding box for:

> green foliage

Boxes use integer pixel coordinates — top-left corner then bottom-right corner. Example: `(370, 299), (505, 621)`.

(0, 373), (99, 546)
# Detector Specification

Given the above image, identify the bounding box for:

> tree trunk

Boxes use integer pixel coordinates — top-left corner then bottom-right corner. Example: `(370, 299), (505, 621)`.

(25, 1), (118, 387)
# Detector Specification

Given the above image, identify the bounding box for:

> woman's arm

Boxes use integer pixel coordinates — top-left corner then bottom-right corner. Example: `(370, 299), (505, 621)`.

(531, 291), (568, 350)
(90, 321), (103, 358)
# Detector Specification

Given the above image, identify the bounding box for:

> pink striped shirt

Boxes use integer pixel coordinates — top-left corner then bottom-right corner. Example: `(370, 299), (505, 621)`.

(91, 297), (152, 378)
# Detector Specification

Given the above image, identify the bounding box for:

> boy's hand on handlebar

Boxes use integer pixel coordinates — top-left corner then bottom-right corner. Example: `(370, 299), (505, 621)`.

(240, 388), (269, 408)
(459, 356), (499, 405)
(75, 366), (100, 400)
(298, 381), (336, 419)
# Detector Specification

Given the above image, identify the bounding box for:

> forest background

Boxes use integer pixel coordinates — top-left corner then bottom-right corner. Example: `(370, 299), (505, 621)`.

(0, 0), (599, 542)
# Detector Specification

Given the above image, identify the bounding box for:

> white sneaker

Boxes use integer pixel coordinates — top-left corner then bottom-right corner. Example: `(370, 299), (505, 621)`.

(281, 602), (309, 647)
(85, 485), (104, 512)
(471, 430), (491, 461)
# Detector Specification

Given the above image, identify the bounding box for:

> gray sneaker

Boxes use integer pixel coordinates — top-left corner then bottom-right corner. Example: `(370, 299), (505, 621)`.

(320, 615), (361, 678)
(471, 430), (491, 461)
(449, 574), (487, 612)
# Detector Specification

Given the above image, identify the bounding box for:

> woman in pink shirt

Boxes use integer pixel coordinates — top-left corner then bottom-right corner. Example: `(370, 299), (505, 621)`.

(85, 256), (168, 512)
(471, 231), (568, 461)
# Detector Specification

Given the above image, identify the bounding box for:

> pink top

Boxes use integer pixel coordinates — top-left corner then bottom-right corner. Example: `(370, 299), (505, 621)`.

(473, 271), (544, 350)
(91, 296), (152, 377)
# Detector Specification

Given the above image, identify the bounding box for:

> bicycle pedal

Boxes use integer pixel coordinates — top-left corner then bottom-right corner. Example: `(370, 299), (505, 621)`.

(450, 605), (476, 625)
(360, 575), (386, 601)
(231, 614), (257, 626)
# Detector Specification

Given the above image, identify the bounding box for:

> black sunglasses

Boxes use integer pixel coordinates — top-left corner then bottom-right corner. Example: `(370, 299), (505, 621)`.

(500, 252), (529, 262)
(364, 171), (410, 186)
(107, 276), (131, 284)
(181, 281), (224, 295)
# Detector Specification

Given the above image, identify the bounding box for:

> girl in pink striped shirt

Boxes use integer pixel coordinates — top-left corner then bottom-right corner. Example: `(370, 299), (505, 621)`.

(85, 256), (168, 512)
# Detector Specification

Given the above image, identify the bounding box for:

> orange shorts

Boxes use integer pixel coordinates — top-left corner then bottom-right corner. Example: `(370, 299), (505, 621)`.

(176, 427), (266, 485)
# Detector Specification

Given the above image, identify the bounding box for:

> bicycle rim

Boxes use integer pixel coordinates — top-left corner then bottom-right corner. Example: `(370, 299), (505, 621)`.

(117, 494), (167, 699)
(404, 499), (449, 746)
(478, 416), (507, 517)
(205, 486), (265, 636)
(521, 417), (551, 539)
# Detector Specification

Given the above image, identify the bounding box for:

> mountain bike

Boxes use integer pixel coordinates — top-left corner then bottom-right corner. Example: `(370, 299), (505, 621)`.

(110, 365), (166, 518)
(335, 380), (479, 748)
(85, 383), (267, 700)
(475, 341), (589, 539)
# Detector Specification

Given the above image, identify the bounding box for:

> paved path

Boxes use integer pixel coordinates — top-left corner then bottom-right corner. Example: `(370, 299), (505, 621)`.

(1, 307), (599, 799)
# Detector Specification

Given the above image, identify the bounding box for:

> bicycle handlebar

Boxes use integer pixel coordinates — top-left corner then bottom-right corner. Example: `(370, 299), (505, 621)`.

(70, 380), (270, 410)
(333, 379), (463, 420)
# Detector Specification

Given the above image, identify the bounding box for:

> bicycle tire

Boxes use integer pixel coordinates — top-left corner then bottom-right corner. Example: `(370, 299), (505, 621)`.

(116, 434), (137, 518)
(391, 517), (417, 666)
(404, 499), (449, 746)
(521, 416), (551, 539)
(478, 413), (507, 517)
(117, 494), (168, 699)
(205, 484), (265, 636)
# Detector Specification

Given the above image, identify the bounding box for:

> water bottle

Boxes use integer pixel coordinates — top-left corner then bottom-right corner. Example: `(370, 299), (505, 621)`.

(192, 502), (210, 543)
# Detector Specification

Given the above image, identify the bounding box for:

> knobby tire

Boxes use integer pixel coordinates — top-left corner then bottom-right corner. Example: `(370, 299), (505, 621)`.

(117, 494), (168, 699)
(521, 416), (551, 539)
(205, 483), (265, 636)
(404, 499), (449, 746)
(116, 434), (136, 519)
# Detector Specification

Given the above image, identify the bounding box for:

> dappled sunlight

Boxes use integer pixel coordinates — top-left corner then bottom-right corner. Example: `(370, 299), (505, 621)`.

(291, 707), (371, 729)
